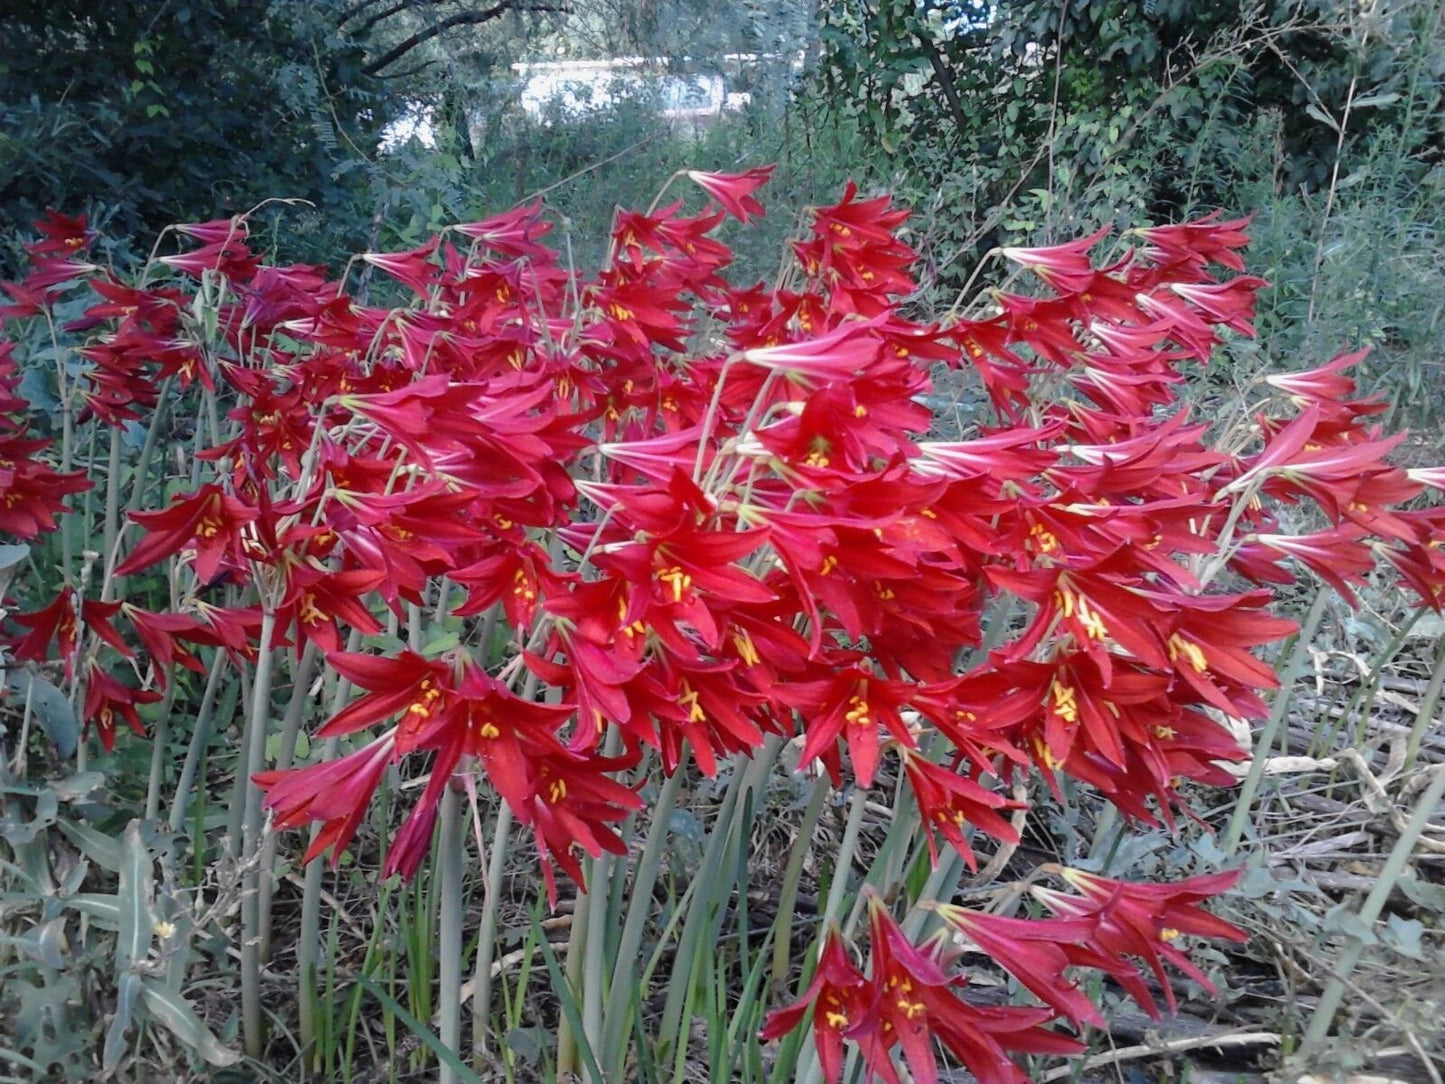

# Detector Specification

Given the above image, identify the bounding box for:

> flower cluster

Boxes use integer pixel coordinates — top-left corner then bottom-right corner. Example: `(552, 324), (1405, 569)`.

(1, 169), (1442, 1082)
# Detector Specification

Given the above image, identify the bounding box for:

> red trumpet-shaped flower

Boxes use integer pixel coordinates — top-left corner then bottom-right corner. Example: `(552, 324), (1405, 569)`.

(255, 732), (398, 865)
(759, 928), (869, 1083)
(116, 484), (263, 582)
(685, 165), (774, 223)
(1033, 868), (1247, 1016)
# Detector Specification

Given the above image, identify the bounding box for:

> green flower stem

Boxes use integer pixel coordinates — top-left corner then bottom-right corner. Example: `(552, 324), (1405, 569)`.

(299, 627), (364, 1061)
(240, 609), (279, 1060)
(168, 650), (230, 835)
(821, 786), (868, 929)
(1405, 634), (1445, 770)
(102, 426), (123, 590)
(580, 849), (612, 1084)
(794, 784), (870, 1084)
(1224, 590), (1330, 854)
(258, 640), (320, 961)
(142, 665), (179, 822)
(471, 800), (513, 1069)
(1302, 768), (1445, 1051)
(768, 778), (830, 997)
(657, 738), (781, 1064)
(437, 784), (466, 1084)
(126, 377), (174, 514)
(600, 764), (685, 1077)
(555, 873), (590, 1079)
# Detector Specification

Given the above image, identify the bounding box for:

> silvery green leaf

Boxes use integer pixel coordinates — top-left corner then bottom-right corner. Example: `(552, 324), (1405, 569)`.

(140, 980), (242, 1066)
(57, 819), (121, 872)
(5, 671), (79, 757)
(116, 820), (154, 972)
(103, 972), (142, 1073)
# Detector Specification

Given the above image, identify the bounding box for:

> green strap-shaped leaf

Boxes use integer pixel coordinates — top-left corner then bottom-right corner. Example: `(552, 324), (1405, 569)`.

(116, 820), (154, 972)
(140, 980), (242, 1067)
(5, 671), (78, 758)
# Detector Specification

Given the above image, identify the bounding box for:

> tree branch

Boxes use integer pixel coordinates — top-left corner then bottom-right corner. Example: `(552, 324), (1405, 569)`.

(361, 1), (567, 75)
(338, 0), (392, 25)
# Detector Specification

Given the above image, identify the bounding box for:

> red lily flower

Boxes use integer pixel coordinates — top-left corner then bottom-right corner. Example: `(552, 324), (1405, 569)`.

(116, 483), (263, 582)
(1000, 227), (1111, 293)
(360, 237), (440, 297)
(759, 928), (869, 1082)
(685, 165), (774, 223)
(899, 750), (1020, 869)
(849, 895), (1081, 1084)
(82, 662), (161, 752)
(783, 666), (919, 787)
(1134, 212), (1251, 273)
(255, 732), (397, 864)
(934, 907), (1102, 1026)
(12, 588), (131, 681)
(1033, 868), (1247, 1016)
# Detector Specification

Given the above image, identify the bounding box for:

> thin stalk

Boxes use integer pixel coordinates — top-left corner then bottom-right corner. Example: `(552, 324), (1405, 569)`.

(656, 739), (779, 1063)
(1302, 768), (1445, 1050)
(300, 627), (366, 1061)
(1224, 591), (1329, 854)
(142, 667), (180, 821)
(240, 610), (280, 1060)
(600, 765), (686, 1077)
(821, 787), (868, 928)
(471, 801), (513, 1068)
(168, 651), (230, 834)
(555, 876), (590, 1079)
(258, 641), (320, 960)
(1406, 635), (1445, 770)
(576, 728), (622, 1078)
(580, 849), (612, 1084)
(793, 786), (871, 1084)
(102, 427), (123, 591)
(768, 779), (830, 996)
(126, 377), (175, 513)
(437, 785), (465, 1084)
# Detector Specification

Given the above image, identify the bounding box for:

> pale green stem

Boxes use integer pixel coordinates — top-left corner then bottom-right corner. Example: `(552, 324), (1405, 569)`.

(768, 777), (830, 996)
(102, 427), (122, 593)
(168, 650), (231, 834)
(821, 787), (868, 929)
(580, 851), (611, 1084)
(471, 801), (513, 1068)
(437, 784), (465, 1084)
(600, 765), (685, 1077)
(1302, 768), (1445, 1050)
(657, 739), (780, 1062)
(258, 641), (320, 961)
(1405, 635), (1445, 770)
(142, 667), (179, 822)
(126, 377), (175, 513)
(299, 627), (365, 1061)
(794, 786), (871, 1084)
(555, 875), (590, 1079)
(1224, 591), (1329, 854)
(240, 610), (279, 1060)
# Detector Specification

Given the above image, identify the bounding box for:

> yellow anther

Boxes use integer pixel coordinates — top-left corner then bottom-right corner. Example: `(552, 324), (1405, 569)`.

(1167, 634), (1207, 673)
(548, 779), (567, 803)
(678, 682), (707, 724)
(819, 555), (838, 576)
(657, 566), (692, 602)
(844, 694), (872, 727)
(1049, 681), (1079, 724)
(732, 628), (761, 667)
